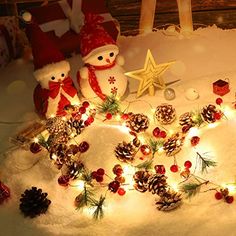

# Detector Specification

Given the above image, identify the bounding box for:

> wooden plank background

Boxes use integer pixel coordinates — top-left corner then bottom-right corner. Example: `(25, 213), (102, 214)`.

(106, 0), (236, 35)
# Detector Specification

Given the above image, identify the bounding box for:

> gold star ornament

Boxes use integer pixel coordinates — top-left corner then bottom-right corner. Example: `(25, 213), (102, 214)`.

(125, 50), (175, 98)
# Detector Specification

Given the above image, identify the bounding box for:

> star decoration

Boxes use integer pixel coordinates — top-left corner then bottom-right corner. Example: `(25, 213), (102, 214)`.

(125, 50), (175, 98)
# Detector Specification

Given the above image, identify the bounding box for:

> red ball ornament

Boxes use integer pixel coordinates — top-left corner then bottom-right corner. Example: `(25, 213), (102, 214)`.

(170, 164), (178, 173)
(152, 127), (160, 138)
(118, 188), (126, 196)
(30, 142), (42, 154)
(0, 181), (10, 204)
(140, 145), (151, 156)
(214, 112), (221, 120)
(58, 175), (70, 187)
(184, 160), (192, 169)
(82, 101), (90, 108)
(108, 180), (120, 193)
(159, 130), (167, 138)
(225, 195), (234, 204)
(216, 97), (223, 105)
(78, 141), (90, 153)
(79, 106), (86, 114)
(97, 168), (105, 176)
(121, 114), (129, 120)
(96, 175), (104, 183)
(106, 113), (113, 120)
(154, 165), (166, 175)
(190, 136), (200, 146)
(215, 191), (223, 200)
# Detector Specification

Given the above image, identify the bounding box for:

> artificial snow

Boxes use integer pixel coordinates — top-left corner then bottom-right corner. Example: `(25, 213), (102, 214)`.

(1, 27), (236, 236)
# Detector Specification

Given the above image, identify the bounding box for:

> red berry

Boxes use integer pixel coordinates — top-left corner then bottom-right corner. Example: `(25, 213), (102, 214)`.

(112, 164), (123, 175)
(214, 112), (221, 120)
(118, 188), (126, 196)
(58, 175), (70, 187)
(140, 145), (151, 155)
(82, 101), (90, 108)
(78, 141), (89, 153)
(216, 97), (223, 105)
(225, 195), (234, 204)
(170, 164), (178, 173)
(91, 171), (98, 179)
(96, 175), (104, 183)
(115, 176), (125, 183)
(115, 168), (123, 176)
(86, 116), (94, 124)
(108, 181), (120, 193)
(106, 113), (113, 120)
(121, 114), (129, 120)
(159, 130), (167, 138)
(190, 136), (200, 146)
(154, 165), (166, 175)
(84, 120), (90, 126)
(97, 168), (105, 176)
(152, 127), (160, 138)
(215, 191), (223, 200)
(30, 142), (42, 154)
(79, 106), (86, 114)
(184, 160), (192, 169)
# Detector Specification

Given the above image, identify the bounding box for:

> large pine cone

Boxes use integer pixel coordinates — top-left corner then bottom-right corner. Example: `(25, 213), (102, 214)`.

(155, 104), (176, 125)
(133, 171), (151, 192)
(126, 113), (149, 133)
(156, 190), (182, 211)
(66, 161), (84, 179)
(201, 104), (217, 123)
(163, 133), (184, 156)
(50, 144), (70, 169)
(115, 141), (136, 163)
(19, 187), (51, 218)
(49, 132), (69, 146)
(46, 117), (66, 135)
(66, 118), (84, 136)
(147, 174), (168, 196)
(179, 112), (194, 127)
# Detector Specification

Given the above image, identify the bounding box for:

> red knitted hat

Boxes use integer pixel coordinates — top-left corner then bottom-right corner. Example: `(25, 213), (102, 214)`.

(80, 14), (118, 61)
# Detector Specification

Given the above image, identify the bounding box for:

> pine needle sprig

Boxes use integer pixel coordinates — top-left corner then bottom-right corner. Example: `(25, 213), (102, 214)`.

(149, 138), (164, 158)
(81, 168), (93, 186)
(179, 183), (202, 198)
(97, 94), (120, 115)
(91, 195), (106, 220)
(196, 152), (217, 173)
(135, 160), (153, 170)
(76, 186), (95, 210)
(38, 134), (51, 150)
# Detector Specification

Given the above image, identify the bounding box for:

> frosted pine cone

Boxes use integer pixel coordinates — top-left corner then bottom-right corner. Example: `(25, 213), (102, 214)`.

(201, 104), (218, 123)
(155, 104), (176, 125)
(133, 171), (151, 193)
(156, 190), (182, 211)
(115, 141), (136, 163)
(163, 133), (184, 156)
(126, 113), (149, 133)
(66, 118), (84, 136)
(179, 112), (194, 127)
(50, 144), (70, 168)
(147, 174), (168, 196)
(66, 161), (84, 179)
(49, 132), (69, 146)
(46, 117), (66, 134)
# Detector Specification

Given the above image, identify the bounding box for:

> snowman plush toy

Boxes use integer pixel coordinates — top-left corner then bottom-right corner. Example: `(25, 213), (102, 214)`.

(77, 14), (127, 101)
(25, 13), (80, 118)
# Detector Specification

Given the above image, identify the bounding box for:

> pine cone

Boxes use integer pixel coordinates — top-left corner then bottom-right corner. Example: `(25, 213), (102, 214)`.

(201, 104), (217, 123)
(50, 144), (70, 169)
(179, 112), (194, 127)
(155, 104), (176, 125)
(126, 113), (149, 133)
(115, 141), (136, 163)
(147, 174), (168, 196)
(66, 161), (84, 179)
(156, 190), (182, 211)
(19, 187), (51, 218)
(133, 171), (151, 192)
(49, 132), (69, 146)
(163, 133), (184, 156)
(66, 118), (84, 136)
(46, 117), (66, 135)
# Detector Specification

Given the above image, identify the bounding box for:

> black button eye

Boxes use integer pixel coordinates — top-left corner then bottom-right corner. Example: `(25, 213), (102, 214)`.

(98, 56), (103, 61)
(51, 76), (55, 80)
(110, 52), (114, 57)
(61, 73), (64, 77)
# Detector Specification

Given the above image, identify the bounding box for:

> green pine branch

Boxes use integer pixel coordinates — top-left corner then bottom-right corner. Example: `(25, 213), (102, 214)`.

(38, 134), (51, 150)
(97, 94), (120, 115)
(179, 183), (201, 198)
(75, 186), (95, 210)
(91, 195), (106, 220)
(149, 138), (164, 158)
(81, 168), (93, 186)
(196, 152), (217, 173)
(135, 160), (153, 170)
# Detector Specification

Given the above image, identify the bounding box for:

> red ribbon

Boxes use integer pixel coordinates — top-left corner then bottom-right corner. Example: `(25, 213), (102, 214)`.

(49, 77), (76, 99)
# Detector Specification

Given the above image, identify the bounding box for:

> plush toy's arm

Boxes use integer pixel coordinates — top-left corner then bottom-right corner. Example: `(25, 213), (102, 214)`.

(116, 55), (125, 66)
(78, 67), (89, 80)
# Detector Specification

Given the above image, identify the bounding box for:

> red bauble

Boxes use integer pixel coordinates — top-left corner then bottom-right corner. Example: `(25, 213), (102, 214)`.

(30, 142), (42, 154)
(97, 168), (105, 176)
(91, 171), (98, 179)
(108, 180), (120, 193)
(82, 101), (90, 108)
(106, 113), (113, 120)
(0, 181), (10, 204)
(184, 160), (192, 169)
(79, 106), (86, 114)
(121, 114), (129, 120)
(190, 136), (200, 146)
(58, 175), (70, 187)
(78, 141), (90, 153)
(214, 112), (221, 120)
(216, 97), (223, 105)
(154, 165), (166, 175)
(118, 188), (126, 196)
(170, 164), (178, 173)
(159, 130), (167, 138)
(140, 145), (151, 156)
(96, 175), (104, 183)
(225, 196), (234, 204)
(152, 127), (160, 138)
(215, 191), (223, 200)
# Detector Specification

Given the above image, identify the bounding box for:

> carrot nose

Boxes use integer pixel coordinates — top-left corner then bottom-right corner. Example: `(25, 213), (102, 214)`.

(106, 58), (111, 63)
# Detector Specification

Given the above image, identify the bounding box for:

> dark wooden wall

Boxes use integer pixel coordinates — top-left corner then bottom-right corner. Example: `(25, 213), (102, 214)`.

(106, 0), (236, 35)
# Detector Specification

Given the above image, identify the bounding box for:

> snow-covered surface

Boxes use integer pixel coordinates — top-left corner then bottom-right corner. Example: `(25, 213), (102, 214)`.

(1, 27), (236, 235)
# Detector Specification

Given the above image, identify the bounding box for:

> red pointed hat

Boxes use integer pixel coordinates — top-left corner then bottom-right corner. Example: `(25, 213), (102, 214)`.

(80, 14), (118, 62)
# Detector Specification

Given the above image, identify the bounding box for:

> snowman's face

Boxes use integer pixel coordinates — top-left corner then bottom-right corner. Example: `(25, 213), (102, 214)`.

(85, 48), (119, 66)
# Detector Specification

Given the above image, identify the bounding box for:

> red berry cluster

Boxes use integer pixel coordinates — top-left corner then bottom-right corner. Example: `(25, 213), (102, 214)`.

(152, 127), (167, 139)
(91, 168), (105, 183)
(154, 165), (166, 175)
(190, 136), (200, 147)
(215, 188), (234, 204)
(78, 101), (95, 126)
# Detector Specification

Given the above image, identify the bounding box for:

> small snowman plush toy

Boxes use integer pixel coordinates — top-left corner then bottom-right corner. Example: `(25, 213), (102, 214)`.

(77, 14), (127, 100)
(24, 13), (80, 118)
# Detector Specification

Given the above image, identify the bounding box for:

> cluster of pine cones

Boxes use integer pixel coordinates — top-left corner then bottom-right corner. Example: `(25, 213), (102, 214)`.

(133, 171), (182, 211)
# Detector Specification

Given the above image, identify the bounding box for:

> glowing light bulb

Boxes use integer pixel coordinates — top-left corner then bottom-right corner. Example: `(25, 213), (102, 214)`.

(51, 153), (57, 160)
(222, 183), (236, 194)
(73, 180), (85, 191)
(33, 137), (39, 143)
(115, 114), (121, 121)
(188, 127), (200, 137)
